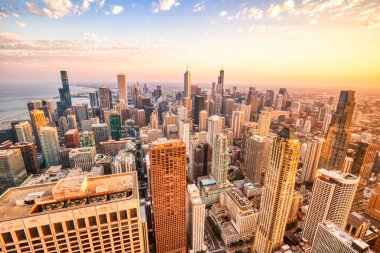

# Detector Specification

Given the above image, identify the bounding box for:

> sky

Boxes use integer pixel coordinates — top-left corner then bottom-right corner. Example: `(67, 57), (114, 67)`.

(0, 0), (379, 90)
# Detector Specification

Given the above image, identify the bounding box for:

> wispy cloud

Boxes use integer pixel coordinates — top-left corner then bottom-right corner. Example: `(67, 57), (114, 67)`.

(267, 4), (281, 18)
(24, 0), (78, 19)
(111, 5), (123, 14)
(236, 7), (263, 20)
(219, 10), (228, 17)
(16, 21), (27, 28)
(0, 7), (8, 20)
(152, 0), (180, 13)
(193, 2), (205, 13)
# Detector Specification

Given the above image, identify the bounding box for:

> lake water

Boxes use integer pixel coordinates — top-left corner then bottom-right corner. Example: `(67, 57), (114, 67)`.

(0, 83), (96, 121)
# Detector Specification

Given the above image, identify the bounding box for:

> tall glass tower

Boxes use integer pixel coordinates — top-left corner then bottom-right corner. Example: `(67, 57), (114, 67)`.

(58, 70), (72, 116)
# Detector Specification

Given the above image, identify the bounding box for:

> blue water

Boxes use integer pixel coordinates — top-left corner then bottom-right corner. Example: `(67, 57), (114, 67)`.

(0, 83), (95, 121)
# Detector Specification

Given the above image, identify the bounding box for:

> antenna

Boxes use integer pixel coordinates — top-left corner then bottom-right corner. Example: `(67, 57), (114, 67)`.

(187, 62), (189, 72)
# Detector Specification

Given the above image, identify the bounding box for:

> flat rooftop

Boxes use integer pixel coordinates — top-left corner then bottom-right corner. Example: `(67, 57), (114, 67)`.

(0, 173), (138, 222)
(318, 169), (359, 184)
(228, 188), (252, 208)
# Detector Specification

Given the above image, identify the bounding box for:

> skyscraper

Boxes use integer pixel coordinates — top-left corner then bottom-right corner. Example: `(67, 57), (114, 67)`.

(186, 184), (206, 253)
(184, 67), (191, 98)
(217, 68), (224, 94)
(67, 114), (78, 129)
(110, 113), (122, 141)
(350, 141), (378, 181)
(64, 129), (80, 148)
(150, 139), (187, 253)
(89, 91), (99, 107)
(320, 90), (356, 171)
(69, 147), (96, 171)
(207, 115), (223, 145)
(179, 120), (190, 150)
(257, 111), (271, 136)
(211, 133), (229, 187)
(29, 109), (48, 151)
(300, 137), (325, 183)
(231, 110), (244, 139)
(247, 87), (259, 118)
(117, 73), (128, 105)
(254, 128), (300, 253)
(92, 123), (109, 146)
(39, 127), (61, 168)
(302, 169), (359, 244)
(0, 173), (147, 253)
(193, 95), (206, 125)
(9, 142), (40, 174)
(246, 135), (272, 184)
(199, 110), (208, 132)
(0, 149), (27, 193)
(14, 121), (34, 144)
(99, 87), (113, 109)
(58, 70), (72, 115)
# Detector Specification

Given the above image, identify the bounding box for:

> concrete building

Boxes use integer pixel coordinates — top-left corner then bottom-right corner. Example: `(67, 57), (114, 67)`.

(300, 137), (325, 183)
(186, 184), (206, 253)
(79, 131), (95, 147)
(254, 128), (300, 253)
(99, 87), (112, 109)
(67, 114), (78, 130)
(350, 141), (378, 181)
(64, 129), (80, 148)
(0, 173), (148, 253)
(100, 140), (130, 157)
(207, 115), (223, 146)
(312, 221), (373, 253)
(302, 169), (359, 244)
(69, 147), (96, 172)
(135, 109), (146, 128)
(231, 110), (244, 139)
(113, 150), (136, 174)
(257, 111), (271, 136)
(245, 135), (272, 184)
(211, 134), (229, 188)
(39, 127), (61, 168)
(117, 73), (128, 106)
(9, 142), (40, 174)
(149, 139), (187, 253)
(344, 212), (370, 239)
(179, 120), (190, 150)
(288, 191), (302, 224)
(0, 149), (27, 193)
(15, 121), (34, 144)
(92, 123), (109, 146)
(365, 183), (380, 220)
(199, 110), (208, 132)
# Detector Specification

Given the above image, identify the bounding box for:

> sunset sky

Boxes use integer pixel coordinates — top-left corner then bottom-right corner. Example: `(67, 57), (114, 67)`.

(0, 0), (379, 89)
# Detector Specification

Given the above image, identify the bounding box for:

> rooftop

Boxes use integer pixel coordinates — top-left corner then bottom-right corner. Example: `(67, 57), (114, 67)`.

(0, 173), (137, 222)
(228, 188), (252, 209)
(318, 169), (359, 184)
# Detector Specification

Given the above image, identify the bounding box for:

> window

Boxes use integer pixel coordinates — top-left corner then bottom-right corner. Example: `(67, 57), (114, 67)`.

(120, 210), (128, 220)
(41, 225), (52, 236)
(66, 220), (75, 231)
(99, 214), (108, 224)
(54, 223), (64, 233)
(1, 232), (13, 244)
(129, 208), (137, 218)
(28, 227), (39, 238)
(77, 218), (86, 229)
(88, 216), (97, 226)
(109, 212), (118, 222)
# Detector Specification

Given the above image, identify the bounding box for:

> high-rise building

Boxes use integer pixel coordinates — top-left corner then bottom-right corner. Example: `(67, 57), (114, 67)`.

(99, 87), (112, 109)
(92, 123), (109, 146)
(184, 67), (191, 98)
(9, 142), (40, 174)
(247, 87), (259, 118)
(58, 116), (69, 137)
(30, 109), (48, 151)
(0, 149), (27, 193)
(320, 90), (356, 171)
(14, 121), (33, 144)
(135, 109), (146, 127)
(217, 69), (224, 94)
(350, 141), (378, 181)
(79, 131), (95, 147)
(110, 113), (122, 141)
(69, 147), (96, 171)
(365, 183), (380, 220)
(199, 110), (208, 132)
(149, 111), (159, 129)
(177, 106), (188, 121)
(322, 113), (333, 134)
(300, 137), (325, 183)
(302, 169), (359, 244)
(191, 142), (212, 183)
(64, 129), (80, 148)
(312, 221), (372, 253)
(179, 120), (190, 150)
(89, 91), (99, 107)
(193, 95), (206, 125)
(67, 114), (78, 129)
(257, 111), (271, 136)
(231, 110), (244, 139)
(0, 173), (148, 253)
(254, 128), (300, 253)
(278, 88), (288, 111)
(211, 134), (229, 187)
(117, 73), (128, 105)
(149, 139), (187, 253)
(207, 115), (223, 145)
(186, 184), (206, 253)
(288, 191), (302, 224)
(246, 135), (272, 184)
(39, 127), (61, 168)
(58, 70), (72, 115)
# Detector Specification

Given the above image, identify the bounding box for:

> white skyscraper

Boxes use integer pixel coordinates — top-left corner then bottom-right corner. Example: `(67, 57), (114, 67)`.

(300, 137), (325, 183)
(117, 73), (128, 106)
(178, 106), (188, 121)
(302, 169), (359, 245)
(254, 128), (300, 253)
(211, 133), (229, 187)
(207, 115), (223, 145)
(179, 120), (190, 150)
(15, 121), (34, 143)
(231, 110), (244, 139)
(39, 127), (60, 168)
(258, 111), (271, 136)
(186, 184), (206, 253)
(199, 110), (208, 132)
(303, 118), (312, 134)
(322, 113), (333, 134)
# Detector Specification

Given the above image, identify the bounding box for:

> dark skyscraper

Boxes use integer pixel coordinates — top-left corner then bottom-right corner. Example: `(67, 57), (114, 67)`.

(265, 90), (275, 108)
(58, 70), (72, 116)
(320, 90), (356, 171)
(110, 113), (122, 141)
(247, 87), (259, 120)
(193, 95), (206, 125)
(279, 88), (288, 111)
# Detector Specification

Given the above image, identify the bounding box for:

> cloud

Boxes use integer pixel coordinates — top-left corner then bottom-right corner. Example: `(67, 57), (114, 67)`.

(0, 7), (7, 20)
(219, 10), (228, 17)
(111, 5), (123, 14)
(82, 0), (96, 11)
(0, 33), (22, 43)
(16, 21), (27, 28)
(267, 4), (281, 18)
(25, 0), (77, 19)
(25, 2), (45, 17)
(13, 12), (20, 18)
(309, 19), (318, 25)
(282, 0), (296, 14)
(152, 0), (180, 13)
(236, 7), (263, 20)
(193, 2), (205, 12)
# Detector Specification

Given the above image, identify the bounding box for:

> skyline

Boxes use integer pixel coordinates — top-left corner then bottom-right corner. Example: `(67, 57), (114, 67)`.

(0, 0), (379, 88)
